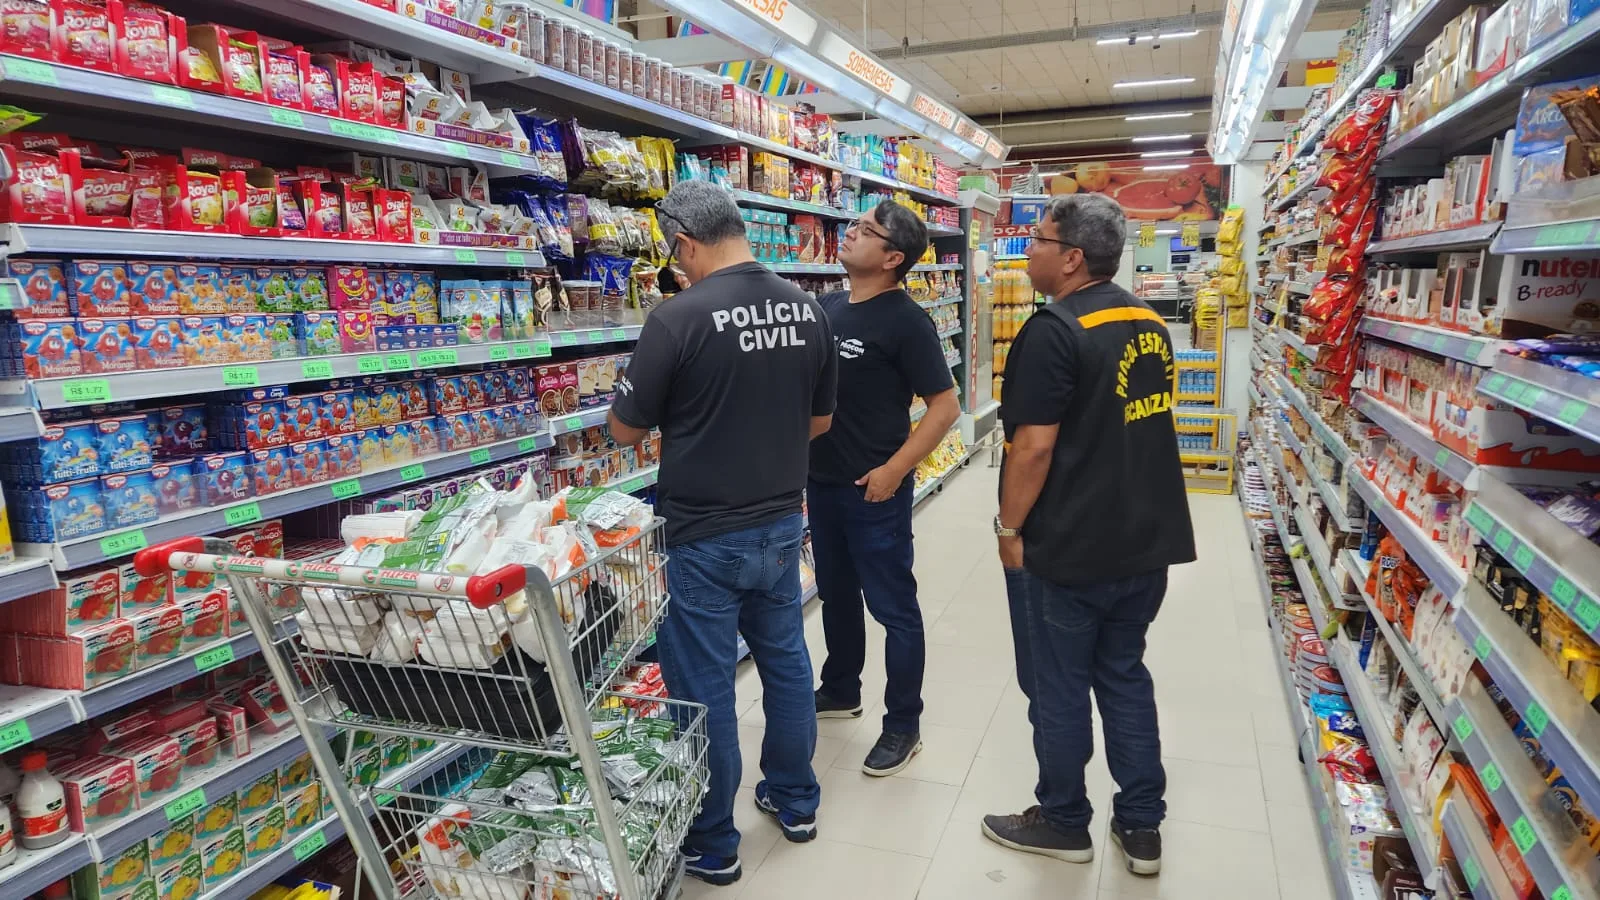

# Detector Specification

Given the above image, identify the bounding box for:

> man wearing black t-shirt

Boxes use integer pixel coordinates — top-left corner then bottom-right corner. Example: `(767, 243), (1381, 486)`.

(981, 194), (1195, 878)
(609, 180), (837, 886)
(809, 201), (961, 777)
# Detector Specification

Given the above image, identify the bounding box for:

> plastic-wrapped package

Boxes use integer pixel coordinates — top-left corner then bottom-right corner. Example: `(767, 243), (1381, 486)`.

(369, 611), (424, 663)
(296, 612), (384, 654)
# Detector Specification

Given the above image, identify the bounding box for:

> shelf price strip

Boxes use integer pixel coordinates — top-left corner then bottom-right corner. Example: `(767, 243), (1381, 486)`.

(1465, 499), (1600, 636)
(1479, 372), (1600, 443)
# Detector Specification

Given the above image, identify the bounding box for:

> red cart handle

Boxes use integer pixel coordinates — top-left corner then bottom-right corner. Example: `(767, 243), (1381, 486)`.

(134, 536), (207, 577)
(466, 564), (527, 608)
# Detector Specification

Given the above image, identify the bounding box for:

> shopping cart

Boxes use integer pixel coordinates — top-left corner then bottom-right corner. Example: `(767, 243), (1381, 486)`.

(135, 523), (706, 900)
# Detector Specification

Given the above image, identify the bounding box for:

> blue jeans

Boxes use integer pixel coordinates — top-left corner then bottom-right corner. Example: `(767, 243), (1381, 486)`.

(1002, 566), (1167, 831)
(657, 513), (819, 858)
(808, 479), (924, 734)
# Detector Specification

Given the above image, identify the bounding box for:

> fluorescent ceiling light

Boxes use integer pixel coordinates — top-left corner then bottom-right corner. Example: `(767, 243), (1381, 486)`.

(1140, 149), (1194, 158)
(1096, 30), (1201, 45)
(1114, 77), (1195, 89)
(1144, 163), (1191, 171)
(1125, 111), (1195, 121)
(1159, 30), (1200, 38)
(1155, 229), (1178, 235)
(1131, 133), (1192, 143)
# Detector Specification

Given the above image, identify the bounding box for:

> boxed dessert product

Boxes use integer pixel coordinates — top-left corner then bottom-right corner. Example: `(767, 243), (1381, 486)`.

(103, 732), (184, 802)
(58, 753), (138, 830)
(0, 565), (120, 634)
(149, 814), (195, 869)
(194, 790), (237, 841)
(1, 617), (136, 689)
(155, 853), (202, 900)
(72, 836), (148, 900)
(243, 803), (285, 864)
(200, 826), (245, 890)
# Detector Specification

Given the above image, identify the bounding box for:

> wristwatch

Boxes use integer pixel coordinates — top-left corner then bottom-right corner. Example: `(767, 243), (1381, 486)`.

(993, 516), (1020, 538)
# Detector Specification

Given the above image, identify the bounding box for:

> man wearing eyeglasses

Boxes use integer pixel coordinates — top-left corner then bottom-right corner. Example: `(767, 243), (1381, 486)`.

(981, 194), (1194, 877)
(808, 200), (960, 777)
(609, 180), (837, 886)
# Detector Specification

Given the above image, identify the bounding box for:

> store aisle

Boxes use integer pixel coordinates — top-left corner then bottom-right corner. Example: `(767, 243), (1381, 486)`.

(682, 462), (1339, 900)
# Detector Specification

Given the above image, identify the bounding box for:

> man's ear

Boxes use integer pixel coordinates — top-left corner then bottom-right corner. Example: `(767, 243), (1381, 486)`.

(885, 251), (904, 273)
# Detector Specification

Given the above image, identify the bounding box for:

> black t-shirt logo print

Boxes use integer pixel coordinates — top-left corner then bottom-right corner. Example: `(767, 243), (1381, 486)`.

(838, 338), (865, 360)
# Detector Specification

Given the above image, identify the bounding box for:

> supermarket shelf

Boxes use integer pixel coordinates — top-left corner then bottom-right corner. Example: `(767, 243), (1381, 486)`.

(0, 405), (42, 442)
(926, 223), (964, 238)
(1455, 580), (1600, 816)
(0, 54), (541, 172)
(0, 224), (547, 268)
(548, 325), (643, 349)
(1477, 353), (1600, 444)
(1341, 548), (1449, 725)
(1279, 329), (1319, 359)
(77, 629), (266, 721)
(1268, 228), (1320, 248)
(1265, 272), (1288, 283)
(912, 445), (978, 509)
(604, 465), (660, 495)
(918, 294), (963, 310)
(727, 130), (960, 207)
(1300, 712), (1382, 900)
(937, 325), (963, 339)
(1358, 317), (1504, 365)
(1440, 798), (1517, 900)
(1466, 471), (1600, 650)
(0, 827), (91, 898)
(1367, 222), (1501, 255)
(1292, 556), (1330, 631)
(550, 404), (612, 436)
(945, 351), (962, 368)
(16, 429), (557, 570)
(1448, 679), (1600, 900)
(1494, 216), (1600, 255)
(994, 253), (1029, 260)
(731, 190), (854, 220)
(1273, 373), (1351, 467)
(1351, 391), (1476, 486)
(1270, 178), (1326, 212)
(1348, 469), (1466, 598)
(910, 405), (927, 423)
(1286, 281), (1314, 296)
(1293, 505), (1358, 607)
(0, 557), (57, 605)
(1330, 637), (1438, 877)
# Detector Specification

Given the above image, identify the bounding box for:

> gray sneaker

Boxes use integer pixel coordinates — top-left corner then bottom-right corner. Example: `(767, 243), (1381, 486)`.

(980, 806), (1093, 863)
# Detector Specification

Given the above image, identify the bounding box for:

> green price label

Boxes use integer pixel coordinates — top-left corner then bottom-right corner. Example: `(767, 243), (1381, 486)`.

(622, 478), (644, 493)
(1432, 335), (1447, 351)
(1434, 448), (1450, 466)
(223, 502), (262, 527)
(374, 790), (396, 807)
(1452, 714), (1474, 742)
(399, 464), (426, 482)
(586, 330), (606, 342)
(292, 831), (328, 861)
(532, 340), (552, 357)
(1511, 815), (1538, 853)
(221, 365), (259, 388)
(384, 353), (413, 372)
(558, 332), (578, 346)
(1575, 596), (1600, 632)
(469, 449), (491, 465)
(0, 284), (14, 310)
(1559, 400), (1587, 426)
(150, 85), (195, 108)
(506, 251), (527, 266)
(1525, 700), (1550, 737)
(3, 58), (57, 85)
(357, 355), (384, 374)
(1465, 503), (1495, 533)
(418, 349), (457, 367)
(194, 644), (235, 673)
(1513, 544), (1534, 570)
(512, 344), (534, 359)
(301, 360), (334, 379)
(1475, 634), (1493, 661)
(1376, 71), (1398, 89)
(489, 345), (510, 361)
(610, 328), (627, 341)
(330, 478), (362, 500)
(0, 720), (31, 754)
(1524, 387), (1546, 406)
(61, 378), (112, 404)
(270, 107), (306, 128)
(1480, 762), (1503, 793)
(99, 529), (148, 558)
(1493, 529), (1514, 552)
(1553, 886), (1574, 900)
(444, 141), (470, 158)
(1534, 221), (1594, 248)
(500, 151), (522, 166)
(164, 788), (205, 822)
(454, 249), (480, 264)
(1504, 382), (1527, 402)
(1463, 856), (1481, 889)
(1551, 576), (1578, 608)
(327, 120), (397, 144)
(517, 437), (538, 453)
(564, 416), (583, 432)
(1484, 373), (1508, 392)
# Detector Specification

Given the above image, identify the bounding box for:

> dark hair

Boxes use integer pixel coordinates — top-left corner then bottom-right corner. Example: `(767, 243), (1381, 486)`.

(1043, 194), (1126, 277)
(659, 180), (748, 246)
(873, 200), (930, 281)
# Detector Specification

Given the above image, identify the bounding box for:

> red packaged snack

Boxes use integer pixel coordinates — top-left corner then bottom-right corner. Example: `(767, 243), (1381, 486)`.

(54, 0), (115, 72)
(342, 61), (378, 124)
(1316, 151), (1376, 197)
(0, 140), (74, 224)
(340, 183), (376, 240)
(57, 754), (137, 830)
(129, 604), (184, 668)
(1325, 91), (1396, 155)
(103, 732), (183, 801)
(377, 74), (405, 128)
(0, 566), (119, 635)
(1328, 201), (1377, 250)
(207, 695), (250, 759)
(241, 678), (291, 733)
(76, 317), (138, 374)
(0, 617), (136, 689)
(167, 713), (218, 769)
(112, 0), (177, 84)
(1304, 274), (1361, 323)
(1, 0), (56, 60)
(81, 707), (157, 753)
(374, 187), (411, 243)
(177, 589), (226, 650)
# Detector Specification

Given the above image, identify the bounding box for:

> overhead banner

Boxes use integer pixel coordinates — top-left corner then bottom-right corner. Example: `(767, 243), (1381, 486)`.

(1036, 161), (1230, 222)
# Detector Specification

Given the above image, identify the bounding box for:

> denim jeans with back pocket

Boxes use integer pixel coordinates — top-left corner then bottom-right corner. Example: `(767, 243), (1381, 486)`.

(656, 513), (819, 858)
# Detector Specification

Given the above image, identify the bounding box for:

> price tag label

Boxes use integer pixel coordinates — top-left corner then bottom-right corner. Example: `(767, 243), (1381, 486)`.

(1534, 221), (1594, 248)
(586, 330), (606, 342)
(558, 332), (578, 346)
(1452, 714), (1474, 742)
(1559, 400), (1587, 426)
(610, 328), (627, 341)
(1463, 856), (1481, 890)
(374, 790), (396, 807)
(327, 120), (397, 144)
(1480, 762), (1503, 793)
(1525, 700), (1550, 737)
(100, 529), (148, 558)
(1511, 815), (1538, 854)
(506, 251), (527, 267)
(1551, 576), (1578, 609)
(194, 644), (235, 673)
(223, 502), (262, 527)
(165, 788), (206, 822)
(1553, 887), (1574, 900)
(330, 478), (362, 500)
(1524, 387), (1546, 406)
(417, 349), (457, 367)
(517, 437), (538, 453)
(221, 365), (259, 387)
(469, 449), (491, 465)
(292, 831), (328, 861)
(499, 151), (521, 166)
(2, 58), (57, 85)
(301, 360), (334, 379)
(150, 85), (195, 108)
(1434, 448), (1450, 466)
(1575, 596), (1600, 632)
(1464, 503), (1494, 533)
(1484, 374), (1508, 392)
(1504, 382), (1526, 401)
(444, 141), (470, 158)
(532, 340), (551, 357)
(357, 355), (384, 374)
(512, 344), (534, 359)
(622, 478), (644, 493)
(270, 108), (306, 128)
(1513, 544), (1534, 570)
(1432, 335), (1447, 351)
(62, 378), (112, 404)
(399, 464), (426, 482)
(489, 345), (510, 361)
(453, 249), (479, 264)
(385, 353), (413, 372)
(563, 416), (583, 432)
(1475, 634), (1493, 661)
(0, 720), (31, 754)
(1376, 71), (1398, 89)
(1493, 529), (1514, 552)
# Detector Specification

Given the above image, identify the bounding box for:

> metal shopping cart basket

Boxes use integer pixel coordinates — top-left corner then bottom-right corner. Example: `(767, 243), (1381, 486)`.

(135, 522), (707, 900)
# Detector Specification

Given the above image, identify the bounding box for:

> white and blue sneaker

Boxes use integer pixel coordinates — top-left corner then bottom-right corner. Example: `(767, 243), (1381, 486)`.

(682, 849), (742, 885)
(754, 781), (818, 843)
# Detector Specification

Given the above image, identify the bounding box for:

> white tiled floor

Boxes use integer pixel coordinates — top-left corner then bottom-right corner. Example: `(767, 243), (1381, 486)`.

(683, 462), (1337, 900)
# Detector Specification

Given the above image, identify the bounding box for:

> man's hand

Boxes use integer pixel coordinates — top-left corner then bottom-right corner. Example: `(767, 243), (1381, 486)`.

(856, 464), (905, 502)
(997, 534), (1023, 570)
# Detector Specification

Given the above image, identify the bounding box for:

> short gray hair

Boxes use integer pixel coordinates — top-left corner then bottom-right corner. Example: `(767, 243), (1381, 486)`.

(659, 180), (747, 246)
(1044, 194), (1126, 277)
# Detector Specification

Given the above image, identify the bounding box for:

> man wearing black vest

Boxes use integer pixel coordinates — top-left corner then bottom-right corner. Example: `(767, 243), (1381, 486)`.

(980, 194), (1196, 878)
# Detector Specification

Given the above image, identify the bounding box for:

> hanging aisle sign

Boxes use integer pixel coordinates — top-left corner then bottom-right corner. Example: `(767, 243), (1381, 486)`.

(1139, 223), (1157, 248)
(734, 0), (818, 42)
(816, 32), (912, 102)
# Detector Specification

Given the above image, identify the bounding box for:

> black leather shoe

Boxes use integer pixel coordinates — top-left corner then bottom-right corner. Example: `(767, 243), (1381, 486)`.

(1111, 819), (1162, 875)
(861, 730), (922, 776)
(814, 689), (863, 719)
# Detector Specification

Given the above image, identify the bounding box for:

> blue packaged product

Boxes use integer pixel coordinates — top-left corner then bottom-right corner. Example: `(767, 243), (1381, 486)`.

(150, 462), (201, 515)
(152, 405), (207, 457)
(95, 415), (154, 474)
(194, 452), (253, 505)
(101, 470), (159, 528)
(27, 420), (102, 483)
(39, 478), (107, 540)
(482, 369), (510, 406)
(507, 366), (532, 401)
(1515, 77), (1594, 157)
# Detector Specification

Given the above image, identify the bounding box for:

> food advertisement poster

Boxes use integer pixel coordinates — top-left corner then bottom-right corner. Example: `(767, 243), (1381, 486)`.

(1005, 161), (1229, 221)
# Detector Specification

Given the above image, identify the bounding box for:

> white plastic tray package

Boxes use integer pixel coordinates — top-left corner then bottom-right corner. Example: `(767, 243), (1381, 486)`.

(296, 612), (385, 655)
